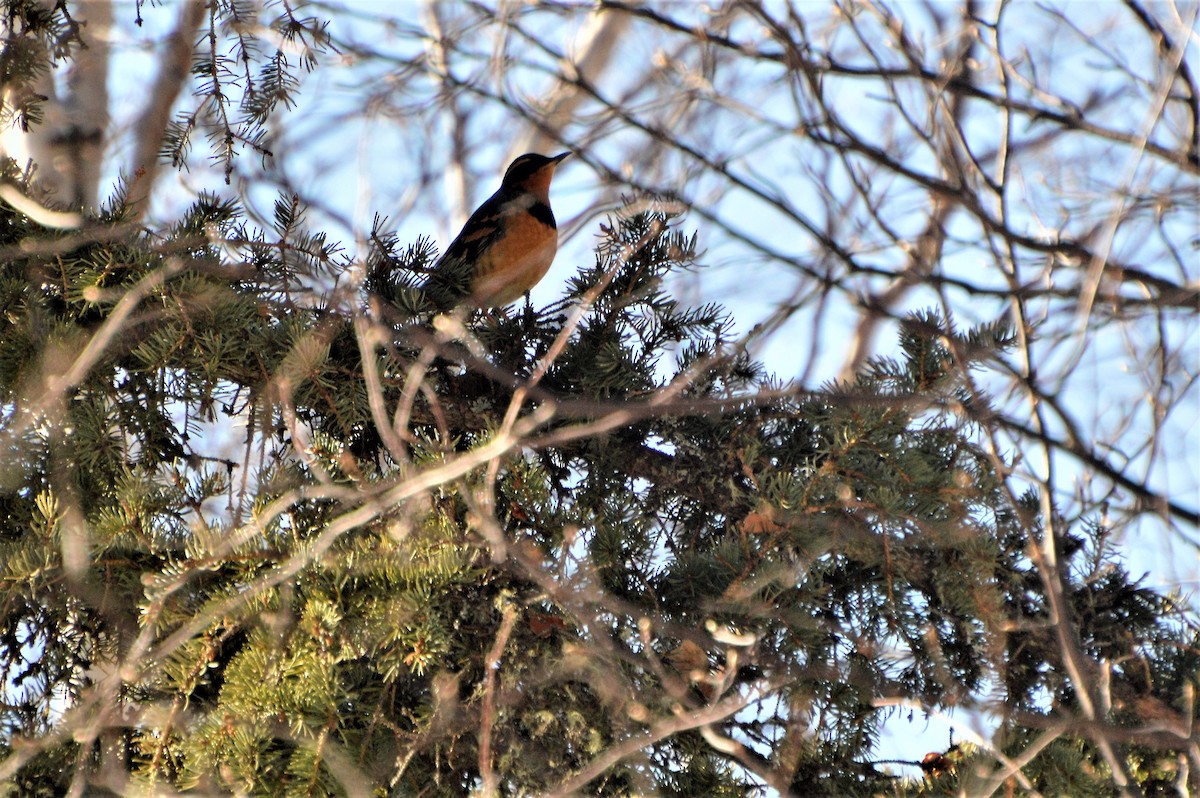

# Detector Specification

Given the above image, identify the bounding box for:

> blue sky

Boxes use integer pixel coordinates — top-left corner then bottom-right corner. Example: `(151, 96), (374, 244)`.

(91, 0), (1199, 783)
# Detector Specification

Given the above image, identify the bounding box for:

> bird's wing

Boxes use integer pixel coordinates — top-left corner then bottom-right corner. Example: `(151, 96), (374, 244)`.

(425, 190), (508, 309)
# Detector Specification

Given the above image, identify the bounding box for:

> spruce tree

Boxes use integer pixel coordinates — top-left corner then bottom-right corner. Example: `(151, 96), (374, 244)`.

(0, 3), (1196, 796)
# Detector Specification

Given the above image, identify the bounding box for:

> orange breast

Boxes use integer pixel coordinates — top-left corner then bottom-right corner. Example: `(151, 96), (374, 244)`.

(472, 210), (558, 306)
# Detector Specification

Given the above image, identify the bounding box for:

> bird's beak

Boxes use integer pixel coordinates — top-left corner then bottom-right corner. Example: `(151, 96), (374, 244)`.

(551, 152), (571, 165)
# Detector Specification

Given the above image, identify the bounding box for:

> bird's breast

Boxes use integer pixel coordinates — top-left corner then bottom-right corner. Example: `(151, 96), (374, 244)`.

(472, 205), (558, 306)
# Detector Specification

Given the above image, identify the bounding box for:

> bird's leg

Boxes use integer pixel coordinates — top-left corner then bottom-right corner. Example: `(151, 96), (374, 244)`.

(522, 290), (536, 332)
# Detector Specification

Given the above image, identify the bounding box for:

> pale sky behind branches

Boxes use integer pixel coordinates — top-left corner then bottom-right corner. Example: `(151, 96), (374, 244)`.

(90, 0), (1198, 779)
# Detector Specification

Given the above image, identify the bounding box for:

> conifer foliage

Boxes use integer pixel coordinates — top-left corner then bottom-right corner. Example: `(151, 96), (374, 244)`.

(0, 3), (1196, 797)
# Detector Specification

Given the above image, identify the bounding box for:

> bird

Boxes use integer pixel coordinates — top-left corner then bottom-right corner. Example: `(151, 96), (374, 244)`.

(424, 151), (570, 309)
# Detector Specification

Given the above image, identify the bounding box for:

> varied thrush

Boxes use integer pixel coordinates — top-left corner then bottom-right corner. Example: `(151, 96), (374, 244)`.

(425, 152), (570, 309)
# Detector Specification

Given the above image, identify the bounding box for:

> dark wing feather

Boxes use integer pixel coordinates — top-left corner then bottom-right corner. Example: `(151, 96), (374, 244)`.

(424, 189), (507, 310)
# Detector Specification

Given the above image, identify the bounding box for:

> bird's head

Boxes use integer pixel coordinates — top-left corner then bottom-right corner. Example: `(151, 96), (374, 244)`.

(501, 151), (570, 202)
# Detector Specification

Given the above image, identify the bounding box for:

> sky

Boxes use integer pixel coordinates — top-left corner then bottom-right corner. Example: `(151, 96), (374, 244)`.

(85, 0), (1200, 783)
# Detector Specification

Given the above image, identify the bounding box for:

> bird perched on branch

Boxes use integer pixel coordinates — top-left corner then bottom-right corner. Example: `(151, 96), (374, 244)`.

(424, 151), (570, 309)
